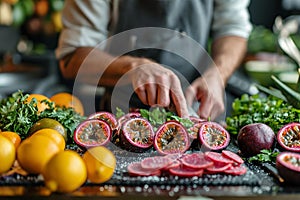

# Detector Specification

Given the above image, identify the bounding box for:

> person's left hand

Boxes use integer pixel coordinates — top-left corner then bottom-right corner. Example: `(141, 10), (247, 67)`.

(185, 68), (225, 120)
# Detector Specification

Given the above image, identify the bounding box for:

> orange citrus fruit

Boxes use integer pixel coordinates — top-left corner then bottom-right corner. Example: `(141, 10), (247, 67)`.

(42, 150), (87, 193)
(28, 118), (67, 142)
(17, 134), (61, 174)
(82, 146), (116, 183)
(50, 92), (84, 116)
(0, 135), (16, 174)
(25, 93), (52, 113)
(31, 128), (66, 151)
(0, 131), (21, 150)
(35, 0), (49, 17)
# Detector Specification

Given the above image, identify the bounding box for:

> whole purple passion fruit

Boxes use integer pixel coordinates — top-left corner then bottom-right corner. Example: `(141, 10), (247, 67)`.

(73, 119), (112, 148)
(276, 151), (300, 185)
(120, 117), (154, 152)
(237, 123), (275, 157)
(154, 120), (190, 155)
(277, 122), (300, 152)
(198, 121), (230, 151)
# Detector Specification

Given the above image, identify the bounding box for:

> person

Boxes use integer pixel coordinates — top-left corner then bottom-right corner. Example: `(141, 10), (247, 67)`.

(55, 0), (252, 120)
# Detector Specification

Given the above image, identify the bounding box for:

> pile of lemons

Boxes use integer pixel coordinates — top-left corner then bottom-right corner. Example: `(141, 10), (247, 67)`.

(0, 92), (117, 194)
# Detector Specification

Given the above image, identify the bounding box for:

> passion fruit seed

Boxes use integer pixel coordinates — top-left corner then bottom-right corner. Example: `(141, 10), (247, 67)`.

(280, 125), (300, 148)
(125, 119), (153, 145)
(202, 124), (228, 147)
(88, 112), (118, 130)
(120, 118), (155, 152)
(74, 119), (111, 147)
(154, 121), (190, 155)
(276, 152), (300, 185)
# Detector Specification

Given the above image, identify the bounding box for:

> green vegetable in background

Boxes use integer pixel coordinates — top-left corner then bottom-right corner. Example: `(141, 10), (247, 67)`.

(226, 93), (300, 136)
(247, 25), (278, 54)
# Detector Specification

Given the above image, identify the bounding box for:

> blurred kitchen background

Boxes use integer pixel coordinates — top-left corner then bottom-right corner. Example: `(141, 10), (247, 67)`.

(0, 0), (300, 115)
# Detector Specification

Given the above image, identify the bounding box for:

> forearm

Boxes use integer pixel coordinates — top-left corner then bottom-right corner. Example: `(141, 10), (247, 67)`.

(59, 47), (141, 87)
(210, 36), (248, 84)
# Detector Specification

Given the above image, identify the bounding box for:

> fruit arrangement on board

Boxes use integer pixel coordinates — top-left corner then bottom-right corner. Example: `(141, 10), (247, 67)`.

(0, 91), (116, 193)
(1, 78), (300, 194)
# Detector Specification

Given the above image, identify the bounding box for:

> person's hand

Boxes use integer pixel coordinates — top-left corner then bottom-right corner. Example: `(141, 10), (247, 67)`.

(128, 58), (189, 118)
(185, 68), (225, 120)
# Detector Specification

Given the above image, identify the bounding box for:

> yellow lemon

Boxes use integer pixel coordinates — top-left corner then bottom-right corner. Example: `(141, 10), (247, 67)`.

(42, 150), (87, 193)
(82, 146), (116, 184)
(17, 135), (60, 174)
(0, 131), (21, 150)
(31, 128), (65, 151)
(0, 135), (16, 174)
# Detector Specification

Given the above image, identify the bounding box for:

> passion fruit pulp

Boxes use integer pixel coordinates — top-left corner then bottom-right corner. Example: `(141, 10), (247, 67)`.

(276, 151), (300, 185)
(120, 117), (154, 152)
(88, 111), (118, 131)
(154, 120), (190, 155)
(277, 122), (300, 152)
(198, 121), (230, 151)
(74, 119), (112, 148)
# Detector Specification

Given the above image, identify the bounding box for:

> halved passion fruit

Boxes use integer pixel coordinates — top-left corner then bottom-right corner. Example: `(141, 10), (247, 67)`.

(154, 120), (190, 155)
(120, 117), (154, 152)
(198, 121), (230, 151)
(277, 122), (300, 152)
(88, 111), (118, 131)
(74, 119), (112, 148)
(276, 151), (300, 185)
(117, 112), (141, 130)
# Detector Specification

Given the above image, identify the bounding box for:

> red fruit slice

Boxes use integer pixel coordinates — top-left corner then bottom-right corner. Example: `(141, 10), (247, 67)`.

(154, 120), (190, 155)
(181, 153), (214, 169)
(277, 122), (300, 152)
(206, 163), (232, 174)
(128, 162), (161, 176)
(163, 159), (181, 170)
(224, 165), (247, 175)
(198, 121), (230, 151)
(88, 111), (118, 130)
(140, 156), (172, 170)
(169, 166), (203, 177)
(204, 151), (234, 165)
(73, 119), (111, 148)
(222, 150), (244, 164)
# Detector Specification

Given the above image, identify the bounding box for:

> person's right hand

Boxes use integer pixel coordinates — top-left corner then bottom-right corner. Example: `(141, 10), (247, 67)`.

(128, 58), (189, 118)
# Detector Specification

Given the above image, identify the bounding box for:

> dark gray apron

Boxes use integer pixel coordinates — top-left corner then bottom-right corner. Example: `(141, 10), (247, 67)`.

(101, 0), (214, 112)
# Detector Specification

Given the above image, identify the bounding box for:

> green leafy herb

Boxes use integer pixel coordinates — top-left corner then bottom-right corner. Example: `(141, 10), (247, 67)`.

(248, 149), (280, 163)
(139, 107), (193, 129)
(0, 91), (86, 144)
(0, 91), (38, 139)
(226, 93), (300, 135)
(39, 102), (86, 144)
(115, 107), (125, 118)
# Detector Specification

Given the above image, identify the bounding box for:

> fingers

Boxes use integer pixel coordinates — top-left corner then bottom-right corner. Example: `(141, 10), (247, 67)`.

(170, 76), (189, 118)
(185, 84), (197, 107)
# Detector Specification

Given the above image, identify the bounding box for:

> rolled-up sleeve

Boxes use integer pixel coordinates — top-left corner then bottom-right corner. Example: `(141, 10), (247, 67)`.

(55, 0), (111, 59)
(212, 0), (252, 40)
